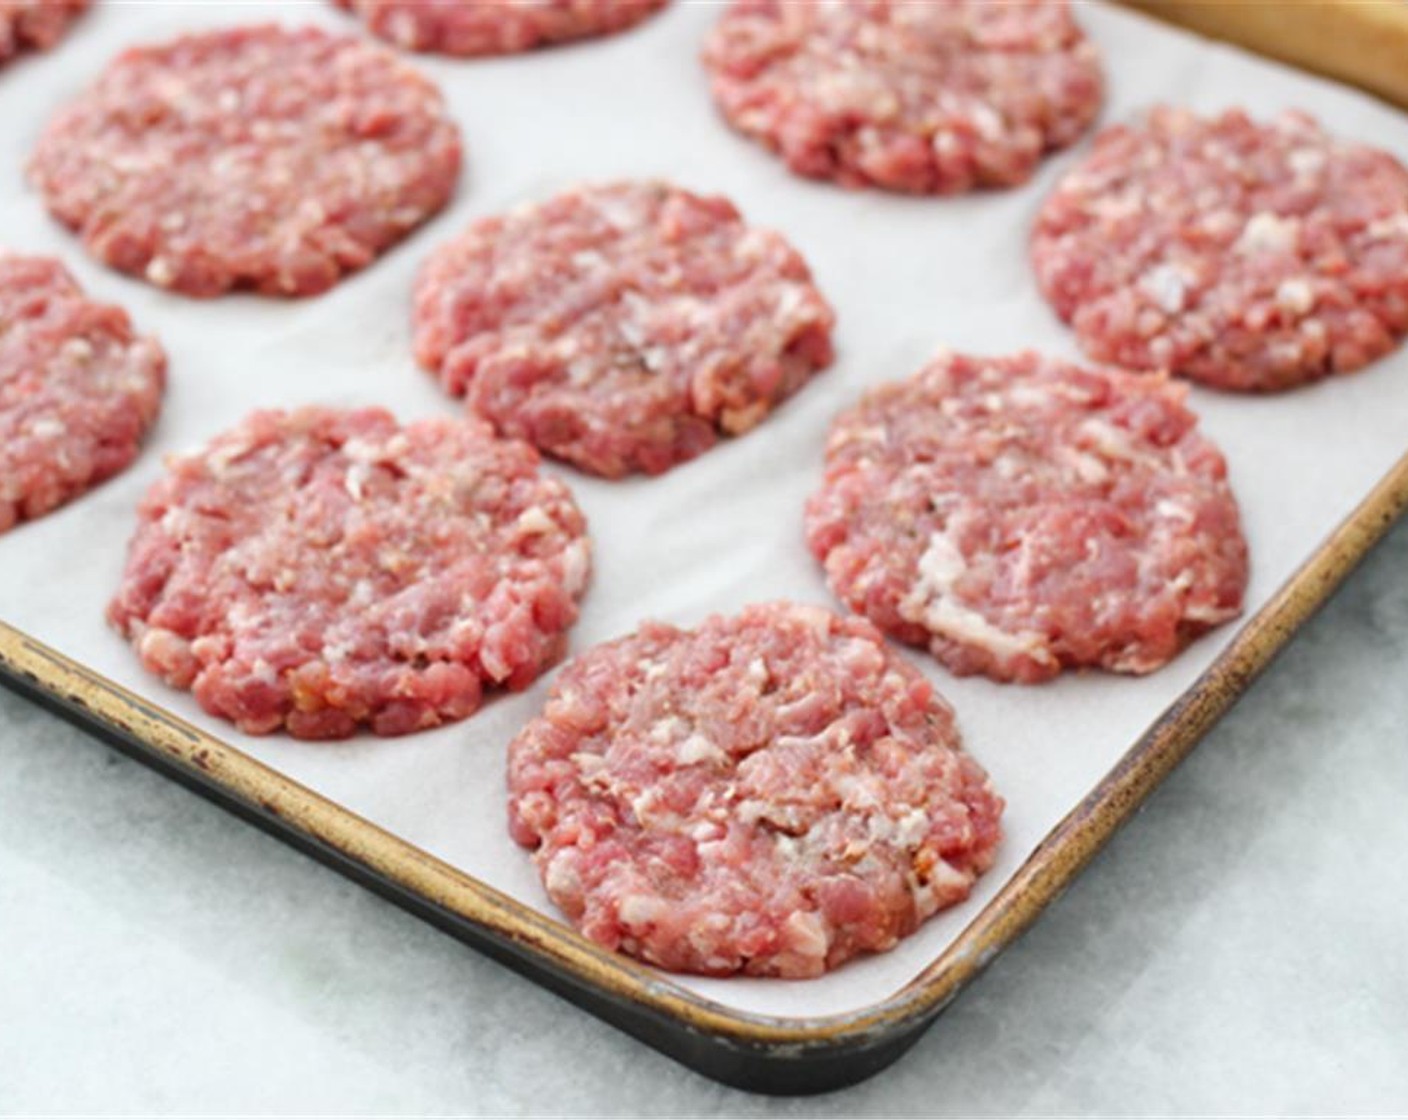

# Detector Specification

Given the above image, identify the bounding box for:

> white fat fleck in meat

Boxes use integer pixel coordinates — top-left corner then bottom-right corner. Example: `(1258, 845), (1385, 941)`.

(343, 461), (372, 502)
(746, 656), (769, 687)
(617, 894), (668, 929)
(249, 658), (279, 684)
(544, 851), (581, 898)
(834, 771), (881, 811)
(514, 505), (557, 535)
(1004, 382), (1057, 409)
(1078, 417), (1136, 462)
(919, 854), (971, 896)
(647, 718), (687, 743)
(1275, 278), (1316, 316)
(735, 798), (765, 827)
(592, 191), (646, 231)
(892, 807), (931, 850)
(900, 531), (1054, 666)
(969, 102), (1007, 143)
(340, 437), (383, 463)
(321, 637), (355, 662)
(1235, 211), (1300, 255)
(773, 282), (808, 321)
(1154, 498), (1196, 525)
(1060, 446), (1109, 484)
(677, 733), (726, 767)
(560, 539), (591, 595)
(569, 751), (608, 777)
(773, 834), (802, 862)
(205, 435), (255, 474)
(27, 417), (67, 439)
(145, 257), (176, 287)
(1139, 263), (1190, 315)
(782, 911), (830, 963)
(1287, 146), (1326, 177)
(1367, 212), (1408, 240)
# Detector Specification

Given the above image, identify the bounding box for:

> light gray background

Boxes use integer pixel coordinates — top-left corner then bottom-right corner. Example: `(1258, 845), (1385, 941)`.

(3, 516), (1405, 1115)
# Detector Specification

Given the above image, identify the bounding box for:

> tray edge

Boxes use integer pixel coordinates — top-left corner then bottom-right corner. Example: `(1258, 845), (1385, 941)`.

(4, 447), (1406, 1094)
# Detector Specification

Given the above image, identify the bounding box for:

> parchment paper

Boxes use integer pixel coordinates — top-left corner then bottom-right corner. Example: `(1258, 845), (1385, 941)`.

(2, 0), (1406, 1021)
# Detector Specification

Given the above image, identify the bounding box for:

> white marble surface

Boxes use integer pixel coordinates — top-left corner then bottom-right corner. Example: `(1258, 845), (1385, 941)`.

(1, 515), (1404, 1114)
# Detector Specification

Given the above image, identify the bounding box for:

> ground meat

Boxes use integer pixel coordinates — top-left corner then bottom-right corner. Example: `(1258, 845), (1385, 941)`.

(1032, 107), (1408, 392)
(108, 407), (591, 740)
(413, 181), (835, 477)
(0, 253), (165, 534)
(508, 601), (1003, 978)
(0, 0), (87, 65)
(805, 350), (1248, 683)
(331, 0), (666, 57)
(700, 0), (1103, 194)
(29, 24), (462, 298)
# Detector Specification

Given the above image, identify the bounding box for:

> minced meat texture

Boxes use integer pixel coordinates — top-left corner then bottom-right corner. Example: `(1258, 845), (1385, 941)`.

(701, 0), (1103, 194)
(413, 181), (835, 477)
(1033, 106), (1408, 391)
(29, 24), (462, 298)
(108, 407), (591, 739)
(508, 601), (1003, 978)
(331, 0), (666, 57)
(0, 253), (165, 533)
(805, 349), (1249, 683)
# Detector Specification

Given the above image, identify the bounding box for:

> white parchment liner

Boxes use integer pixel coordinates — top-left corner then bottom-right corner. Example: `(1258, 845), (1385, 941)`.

(2, 1), (1406, 1020)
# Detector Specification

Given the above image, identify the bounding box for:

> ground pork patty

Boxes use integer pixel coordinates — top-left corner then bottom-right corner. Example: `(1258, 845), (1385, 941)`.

(700, 0), (1103, 194)
(28, 24), (462, 298)
(108, 407), (591, 740)
(0, 253), (165, 533)
(508, 601), (1003, 978)
(331, 0), (666, 57)
(805, 350), (1248, 684)
(1032, 107), (1408, 392)
(1, 0), (87, 64)
(413, 181), (836, 477)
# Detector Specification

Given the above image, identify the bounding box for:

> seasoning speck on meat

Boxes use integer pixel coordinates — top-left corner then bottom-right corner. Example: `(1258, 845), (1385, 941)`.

(108, 407), (591, 740)
(508, 601), (1003, 978)
(414, 181), (835, 477)
(701, 0), (1103, 194)
(0, 252), (165, 533)
(29, 24), (462, 298)
(805, 350), (1249, 683)
(1033, 106), (1408, 391)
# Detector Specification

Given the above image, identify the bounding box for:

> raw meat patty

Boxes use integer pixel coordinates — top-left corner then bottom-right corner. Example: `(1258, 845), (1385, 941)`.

(1032, 107), (1408, 391)
(508, 601), (1003, 978)
(805, 350), (1248, 683)
(413, 181), (835, 477)
(108, 407), (591, 740)
(1, 0), (87, 64)
(332, 0), (666, 57)
(29, 24), (462, 298)
(701, 0), (1103, 194)
(0, 253), (165, 533)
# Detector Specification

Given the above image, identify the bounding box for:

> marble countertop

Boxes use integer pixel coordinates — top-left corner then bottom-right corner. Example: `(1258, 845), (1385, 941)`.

(2, 517), (1405, 1115)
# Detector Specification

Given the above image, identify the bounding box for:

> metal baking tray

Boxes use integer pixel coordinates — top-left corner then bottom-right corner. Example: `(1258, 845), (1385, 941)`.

(4, 0), (1407, 1095)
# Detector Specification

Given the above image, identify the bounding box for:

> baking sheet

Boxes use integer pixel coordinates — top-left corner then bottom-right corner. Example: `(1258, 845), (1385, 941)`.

(3, 0), (1406, 1022)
